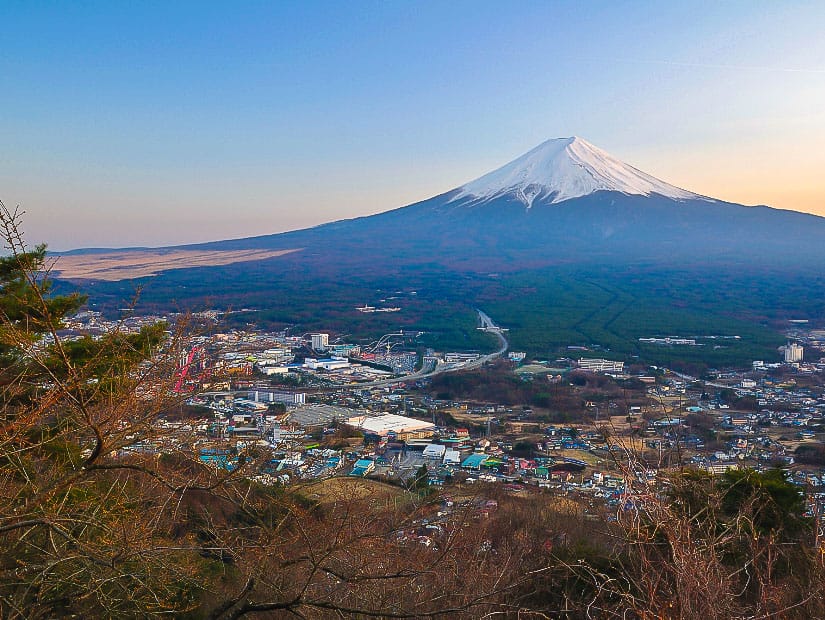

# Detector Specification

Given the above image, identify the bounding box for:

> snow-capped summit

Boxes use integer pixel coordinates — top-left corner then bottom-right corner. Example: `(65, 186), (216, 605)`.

(451, 137), (704, 208)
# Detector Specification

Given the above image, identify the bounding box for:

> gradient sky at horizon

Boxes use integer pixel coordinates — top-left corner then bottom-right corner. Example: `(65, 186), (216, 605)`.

(2, 1), (825, 250)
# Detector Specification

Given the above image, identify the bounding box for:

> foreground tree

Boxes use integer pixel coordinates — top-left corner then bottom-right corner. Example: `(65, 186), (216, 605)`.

(0, 204), (535, 618)
(0, 204), (204, 617)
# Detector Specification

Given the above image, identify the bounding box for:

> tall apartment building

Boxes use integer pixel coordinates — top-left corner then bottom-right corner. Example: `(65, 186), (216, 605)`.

(784, 341), (804, 363)
(310, 333), (329, 351)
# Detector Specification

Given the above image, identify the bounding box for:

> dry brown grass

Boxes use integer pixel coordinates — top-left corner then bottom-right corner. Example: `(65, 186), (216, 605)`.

(51, 248), (302, 281)
(300, 476), (407, 506)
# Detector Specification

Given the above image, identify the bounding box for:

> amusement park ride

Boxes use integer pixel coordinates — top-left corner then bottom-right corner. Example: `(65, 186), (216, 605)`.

(362, 330), (424, 356)
(174, 346), (208, 393)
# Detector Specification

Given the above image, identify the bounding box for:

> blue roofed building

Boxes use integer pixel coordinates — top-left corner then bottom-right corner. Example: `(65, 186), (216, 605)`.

(461, 453), (489, 470)
(349, 459), (375, 477)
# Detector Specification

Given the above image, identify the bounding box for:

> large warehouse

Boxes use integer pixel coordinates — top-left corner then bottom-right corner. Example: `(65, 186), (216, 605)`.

(345, 413), (435, 442)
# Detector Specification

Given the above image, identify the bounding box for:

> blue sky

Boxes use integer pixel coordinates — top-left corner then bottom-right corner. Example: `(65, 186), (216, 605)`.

(2, 1), (825, 249)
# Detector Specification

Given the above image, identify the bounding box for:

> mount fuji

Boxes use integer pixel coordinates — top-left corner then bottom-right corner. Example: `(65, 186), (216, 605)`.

(164, 136), (824, 272)
(55, 137), (825, 336)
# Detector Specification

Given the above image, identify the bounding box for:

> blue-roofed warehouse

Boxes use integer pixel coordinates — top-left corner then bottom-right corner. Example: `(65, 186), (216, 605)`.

(461, 454), (489, 470)
(349, 459), (375, 477)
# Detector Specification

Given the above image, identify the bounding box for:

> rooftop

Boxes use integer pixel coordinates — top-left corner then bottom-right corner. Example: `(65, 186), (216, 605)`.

(346, 413), (435, 435)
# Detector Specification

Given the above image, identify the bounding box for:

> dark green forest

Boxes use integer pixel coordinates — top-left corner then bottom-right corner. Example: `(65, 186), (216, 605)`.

(57, 260), (822, 369)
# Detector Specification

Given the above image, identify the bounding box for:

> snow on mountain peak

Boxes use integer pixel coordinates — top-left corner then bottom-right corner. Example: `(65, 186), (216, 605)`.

(451, 137), (704, 208)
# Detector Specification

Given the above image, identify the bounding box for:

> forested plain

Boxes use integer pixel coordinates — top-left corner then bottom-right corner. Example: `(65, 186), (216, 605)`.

(57, 257), (824, 369)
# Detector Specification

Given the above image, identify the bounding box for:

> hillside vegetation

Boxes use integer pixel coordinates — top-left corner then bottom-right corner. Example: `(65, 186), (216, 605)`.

(5, 204), (823, 618)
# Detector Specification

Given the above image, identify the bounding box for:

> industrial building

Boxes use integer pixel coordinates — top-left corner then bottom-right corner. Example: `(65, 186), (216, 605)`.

(328, 343), (361, 357)
(422, 444), (446, 460)
(444, 352), (481, 363)
(304, 357), (349, 371)
(344, 413), (435, 441)
(349, 459), (375, 477)
(247, 390), (306, 405)
(461, 453), (490, 470)
(443, 449), (462, 466)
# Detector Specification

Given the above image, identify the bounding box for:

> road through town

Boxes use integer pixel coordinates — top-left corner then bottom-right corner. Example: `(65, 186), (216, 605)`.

(313, 310), (508, 392)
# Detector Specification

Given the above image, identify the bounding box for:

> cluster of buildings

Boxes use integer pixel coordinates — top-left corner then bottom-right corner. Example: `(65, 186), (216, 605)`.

(173, 329), (408, 390)
(65, 308), (824, 550)
(59, 310), (167, 337)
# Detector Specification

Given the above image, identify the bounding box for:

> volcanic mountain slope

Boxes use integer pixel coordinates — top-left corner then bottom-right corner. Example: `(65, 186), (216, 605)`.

(164, 136), (825, 273)
(55, 136), (825, 281)
(52, 137), (825, 364)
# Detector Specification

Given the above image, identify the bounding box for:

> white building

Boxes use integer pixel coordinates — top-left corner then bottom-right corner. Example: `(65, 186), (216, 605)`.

(783, 342), (803, 363)
(310, 333), (329, 351)
(250, 390), (306, 405)
(444, 352), (481, 363)
(304, 357), (349, 371)
(578, 358), (624, 373)
(257, 347), (294, 365)
(443, 449), (461, 466)
(422, 444), (446, 460)
(260, 366), (289, 376)
(638, 337), (697, 346)
(345, 413), (435, 440)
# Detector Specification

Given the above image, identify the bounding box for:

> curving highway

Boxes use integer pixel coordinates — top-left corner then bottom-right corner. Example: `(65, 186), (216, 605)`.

(312, 309), (509, 392)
